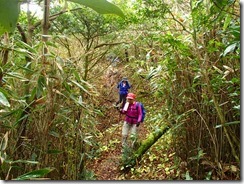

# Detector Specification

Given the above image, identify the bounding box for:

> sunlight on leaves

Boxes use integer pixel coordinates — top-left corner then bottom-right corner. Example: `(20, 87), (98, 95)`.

(215, 121), (240, 128)
(0, 92), (10, 107)
(185, 171), (193, 180)
(0, 131), (9, 151)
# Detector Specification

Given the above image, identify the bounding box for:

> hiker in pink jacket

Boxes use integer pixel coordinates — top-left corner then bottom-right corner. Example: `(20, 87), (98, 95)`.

(120, 93), (142, 150)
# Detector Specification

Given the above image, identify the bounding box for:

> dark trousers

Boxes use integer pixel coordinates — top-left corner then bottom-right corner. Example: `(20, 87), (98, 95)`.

(116, 94), (127, 109)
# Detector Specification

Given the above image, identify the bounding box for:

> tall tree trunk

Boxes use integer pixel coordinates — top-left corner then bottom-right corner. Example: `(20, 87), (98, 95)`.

(0, 33), (9, 86)
(42, 0), (50, 63)
(125, 48), (129, 62)
(14, 3), (34, 159)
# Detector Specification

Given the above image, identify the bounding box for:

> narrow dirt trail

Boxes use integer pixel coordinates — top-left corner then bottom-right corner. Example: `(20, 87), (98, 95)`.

(86, 101), (123, 180)
(86, 65), (149, 180)
(87, 109), (148, 180)
(89, 105), (123, 180)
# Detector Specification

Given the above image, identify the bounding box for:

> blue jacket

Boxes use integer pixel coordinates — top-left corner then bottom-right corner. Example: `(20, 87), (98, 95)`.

(117, 80), (131, 95)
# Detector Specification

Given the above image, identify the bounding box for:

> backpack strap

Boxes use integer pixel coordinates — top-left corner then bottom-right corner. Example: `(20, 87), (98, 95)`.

(136, 102), (141, 110)
(136, 102), (143, 122)
(135, 102), (139, 108)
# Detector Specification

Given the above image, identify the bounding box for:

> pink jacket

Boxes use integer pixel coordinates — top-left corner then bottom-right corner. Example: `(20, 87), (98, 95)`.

(122, 102), (142, 124)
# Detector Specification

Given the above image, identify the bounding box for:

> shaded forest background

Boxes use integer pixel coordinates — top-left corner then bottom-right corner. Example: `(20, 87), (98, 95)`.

(0, 0), (240, 180)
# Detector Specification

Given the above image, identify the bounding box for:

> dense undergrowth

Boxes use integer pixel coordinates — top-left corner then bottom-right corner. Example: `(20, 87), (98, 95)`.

(0, 0), (239, 181)
(86, 57), (240, 180)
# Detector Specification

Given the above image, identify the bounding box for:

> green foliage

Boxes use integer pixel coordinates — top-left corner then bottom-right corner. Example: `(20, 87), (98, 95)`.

(133, 0), (167, 19)
(121, 146), (135, 170)
(51, 6), (109, 36)
(126, 0), (240, 179)
(185, 171), (193, 180)
(0, 131), (46, 180)
(67, 0), (125, 18)
(0, 0), (124, 36)
(13, 167), (54, 180)
(0, 91), (10, 107)
(215, 121), (240, 129)
(0, 0), (240, 180)
(79, 169), (96, 180)
(0, 0), (20, 35)
(0, 132), (9, 152)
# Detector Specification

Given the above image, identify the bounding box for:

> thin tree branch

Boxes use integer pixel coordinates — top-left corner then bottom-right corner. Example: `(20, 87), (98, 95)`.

(167, 9), (192, 35)
(29, 8), (83, 32)
(212, 0), (239, 17)
(94, 42), (130, 49)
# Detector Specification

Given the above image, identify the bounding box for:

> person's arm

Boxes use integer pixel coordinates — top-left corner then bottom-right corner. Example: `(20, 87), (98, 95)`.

(137, 103), (143, 126)
(119, 109), (126, 114)
(126, 81), (131, 89)
(120, 102), (129, 114)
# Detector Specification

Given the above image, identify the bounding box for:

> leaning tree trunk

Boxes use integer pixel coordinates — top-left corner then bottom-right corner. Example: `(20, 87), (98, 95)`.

(123, 126), (170, 169)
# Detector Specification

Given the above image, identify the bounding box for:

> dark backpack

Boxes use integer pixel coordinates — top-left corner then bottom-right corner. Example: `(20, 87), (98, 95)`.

(136, 102), (146, 122)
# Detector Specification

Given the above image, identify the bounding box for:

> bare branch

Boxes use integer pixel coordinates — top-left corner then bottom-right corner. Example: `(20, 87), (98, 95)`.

(167, 9), (192, 35)
(94, 42), (130, 49)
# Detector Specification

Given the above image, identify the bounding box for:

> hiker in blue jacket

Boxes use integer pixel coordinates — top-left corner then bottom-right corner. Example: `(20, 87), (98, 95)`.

(115, 77), (131, 109)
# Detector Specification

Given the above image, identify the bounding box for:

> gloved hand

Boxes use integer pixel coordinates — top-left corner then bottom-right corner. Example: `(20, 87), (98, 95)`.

(136, 122), (140, 127)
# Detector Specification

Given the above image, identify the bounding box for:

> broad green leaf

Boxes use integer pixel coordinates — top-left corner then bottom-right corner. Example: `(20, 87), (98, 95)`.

(233, 105), (240, 110)
(67, 0), (125, 18)
(5, 72), (29, 81)
(69, 94), (86, 108)
(16, 40), (38, 54)
(17, 64), (35, 73)
(49, 131), (60, 138)
(223, 14), (231, 30)
(229, 25), (240, 40)
(55, 57), (64, 73)
(0, 92), (10, 107)
(29, 87), (37, 102)
(13, 114), (29, 127)
(205, 171), (212, 180)
(70, 80), (90, 94)
(73, 70), (81, 82)
(37, 75), (47, 98)
(185, 171), (193, 180)
(223, 43), (238, 56)
(0, 0), (20, 35)
(0, 151), (7, 163)
(0, 131), (9, 151)
(215, 121), (240, 128)
(47, 149), (63, 154)
(14, 167), (54, 180)
(78, 95), (83, 104)
(10, 160), (39, 164)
